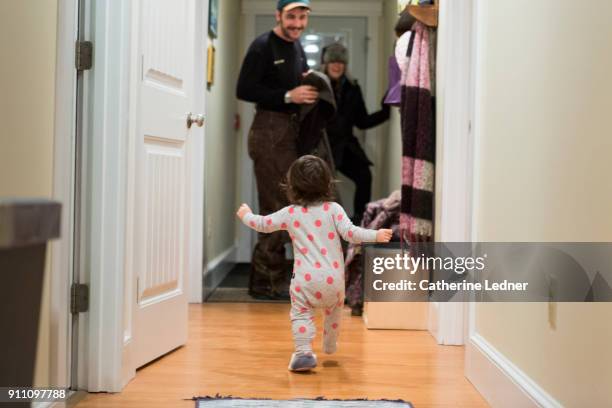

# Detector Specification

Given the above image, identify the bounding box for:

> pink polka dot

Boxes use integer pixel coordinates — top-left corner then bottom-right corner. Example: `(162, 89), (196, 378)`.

(315, 220), (322, 227)
(325, 309), (331, 316)
(301, 207), (308, 213)
(332, 323), (338, 329)
(289, 207), (295, 214)
(337, 214), (343, 221)
(294, 220), (300, 228)
(281, 223), (288, 229)
(266, 218), (272, 225)
(333, 261), (340, 269)
(295, 286), (301, 292)
(307, 234), (314, 241)
(296, 259), (302, 266)
(323, 203), (330, 211)
(321, 248), (327, 255)
(299, 326), (306, 333)
(300, 247), (308, 255)
(315, 292), (322, 299)
(310, 316), (315, 321)
(249, 221), (256, 227)
(300, 307), (307, 313)
(305, 273), (311, 281)
(315, 262), (321, 269)
(328, 232), (335, 240)
(327, 276), (334, 284)
(348, 230), (354, 238)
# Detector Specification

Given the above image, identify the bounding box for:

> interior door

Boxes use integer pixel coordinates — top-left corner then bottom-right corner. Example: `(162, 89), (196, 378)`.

(130, 0), (206, 369)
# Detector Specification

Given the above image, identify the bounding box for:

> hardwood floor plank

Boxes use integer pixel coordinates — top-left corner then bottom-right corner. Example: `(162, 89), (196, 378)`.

(76, 303), (488, 407)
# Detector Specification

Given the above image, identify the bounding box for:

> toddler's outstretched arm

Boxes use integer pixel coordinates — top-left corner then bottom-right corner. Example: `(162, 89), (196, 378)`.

(332, 203), (391, 244)
(236, 203), (290, 234)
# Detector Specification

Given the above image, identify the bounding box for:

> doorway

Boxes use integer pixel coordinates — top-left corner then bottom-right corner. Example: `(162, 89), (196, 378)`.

(211, 14), (374, 303)
(232, 6), (384, 303)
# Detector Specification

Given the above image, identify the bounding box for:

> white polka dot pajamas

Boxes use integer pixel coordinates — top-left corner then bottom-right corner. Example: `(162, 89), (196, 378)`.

(242, 201), (378, 355)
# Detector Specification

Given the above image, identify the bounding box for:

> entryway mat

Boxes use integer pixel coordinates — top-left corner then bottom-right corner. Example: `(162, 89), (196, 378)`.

(194, 396), (413, 407)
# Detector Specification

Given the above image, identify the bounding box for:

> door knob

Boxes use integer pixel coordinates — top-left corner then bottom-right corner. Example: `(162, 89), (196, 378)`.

(186, 112), (205, 129)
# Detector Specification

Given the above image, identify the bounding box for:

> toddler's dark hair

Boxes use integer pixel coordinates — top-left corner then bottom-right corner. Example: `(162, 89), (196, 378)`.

(285, 155), (335, 206)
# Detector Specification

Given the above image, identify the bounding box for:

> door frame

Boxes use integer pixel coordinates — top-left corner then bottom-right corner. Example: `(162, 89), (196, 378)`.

(50, 0), (79, 390)
(74, 0), (133, 392)
(429, 0), (476, 345)
(236, 0), (383, 262)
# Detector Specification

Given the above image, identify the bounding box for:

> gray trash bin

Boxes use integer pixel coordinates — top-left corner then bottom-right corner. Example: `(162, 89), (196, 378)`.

(0, 199), (61, 391)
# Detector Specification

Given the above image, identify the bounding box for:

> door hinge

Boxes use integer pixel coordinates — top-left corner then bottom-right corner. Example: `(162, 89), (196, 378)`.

(75, 41), (93, 71)
(71, 283), (89, 314)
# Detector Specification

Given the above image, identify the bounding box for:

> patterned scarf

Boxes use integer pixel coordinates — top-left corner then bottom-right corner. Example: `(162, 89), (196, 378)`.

(399, 21), (436, 242)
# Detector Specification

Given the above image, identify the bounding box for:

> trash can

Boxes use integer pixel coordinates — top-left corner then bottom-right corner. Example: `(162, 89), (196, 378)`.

(0, 198), (61, 390)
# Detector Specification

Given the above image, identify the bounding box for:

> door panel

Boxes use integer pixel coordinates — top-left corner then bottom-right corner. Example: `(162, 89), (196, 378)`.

(129, 0), (205, 370)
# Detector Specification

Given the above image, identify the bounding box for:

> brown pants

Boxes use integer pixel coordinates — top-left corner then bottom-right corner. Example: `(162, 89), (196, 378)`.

(247, 110), (299, 297)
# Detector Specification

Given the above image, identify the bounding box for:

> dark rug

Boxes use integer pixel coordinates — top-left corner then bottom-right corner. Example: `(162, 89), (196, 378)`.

(194, 396), (413, 407)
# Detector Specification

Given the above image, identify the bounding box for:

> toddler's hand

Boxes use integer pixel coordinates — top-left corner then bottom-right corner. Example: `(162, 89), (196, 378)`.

(376, 228), (392, 243)
(236, 203), (252, 220)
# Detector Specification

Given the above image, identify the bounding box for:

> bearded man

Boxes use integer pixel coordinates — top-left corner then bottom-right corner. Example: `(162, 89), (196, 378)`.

(237, 0), (318, 299)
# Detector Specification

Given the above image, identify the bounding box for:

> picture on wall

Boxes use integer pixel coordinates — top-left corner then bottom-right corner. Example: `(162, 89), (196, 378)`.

(207, 44), (215, 87)
(208, 0), (218, 38)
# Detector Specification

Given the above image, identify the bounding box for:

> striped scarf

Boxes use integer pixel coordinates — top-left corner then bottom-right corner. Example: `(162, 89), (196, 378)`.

(399, 21), (436, 242)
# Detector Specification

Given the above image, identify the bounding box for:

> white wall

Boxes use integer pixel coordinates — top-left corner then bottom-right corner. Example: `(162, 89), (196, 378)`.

(0, 0), (59, 388)
(472, 0), (612, 406)
(204, 0), (241, 261)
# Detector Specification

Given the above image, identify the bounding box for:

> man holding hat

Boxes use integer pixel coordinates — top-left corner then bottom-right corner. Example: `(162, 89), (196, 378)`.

(237, 0), (318, 299)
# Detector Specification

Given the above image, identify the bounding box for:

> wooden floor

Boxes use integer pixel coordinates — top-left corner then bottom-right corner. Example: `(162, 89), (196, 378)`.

(76, 303), (489, 408)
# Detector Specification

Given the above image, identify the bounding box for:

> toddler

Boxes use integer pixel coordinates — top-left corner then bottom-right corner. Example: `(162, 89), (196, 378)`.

(237, 155), (392, 371)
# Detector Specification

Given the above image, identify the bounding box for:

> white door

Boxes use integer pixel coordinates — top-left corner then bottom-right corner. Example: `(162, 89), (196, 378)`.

(126, 0), (206, 371)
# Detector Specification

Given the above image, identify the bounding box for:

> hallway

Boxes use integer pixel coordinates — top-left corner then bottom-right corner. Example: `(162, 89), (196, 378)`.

(76, 304), (488, 408)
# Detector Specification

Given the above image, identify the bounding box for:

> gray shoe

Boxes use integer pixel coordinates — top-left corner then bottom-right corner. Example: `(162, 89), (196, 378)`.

(288, 352), (317, 372)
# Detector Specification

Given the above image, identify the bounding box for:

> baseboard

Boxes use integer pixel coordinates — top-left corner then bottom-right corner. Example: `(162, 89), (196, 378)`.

(203, 245), (237, 300)
(465, 333), (563, 408)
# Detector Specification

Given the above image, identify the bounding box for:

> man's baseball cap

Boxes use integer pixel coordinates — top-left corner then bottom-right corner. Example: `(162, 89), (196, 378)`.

(277, 0), (311, 12)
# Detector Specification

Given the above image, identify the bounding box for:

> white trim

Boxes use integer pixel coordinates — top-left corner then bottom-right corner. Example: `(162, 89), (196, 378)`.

(32, 402), (53, 408)
(467, 0), (486, 339)
(428, 0), (476, 346)
(242, 0), (382, 17)
(466, 334), (563, 408)
(204, 245), (237, 299)
(206, 245), (237, 273)
(50, 0), (79, 389)
(363, 12), (382, 199)
(81, 0), (132, 392)
(187, 0), (207, 304)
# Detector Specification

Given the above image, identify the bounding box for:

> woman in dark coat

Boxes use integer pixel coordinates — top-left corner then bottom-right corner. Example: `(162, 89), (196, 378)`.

(322, 43), (390, 225)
